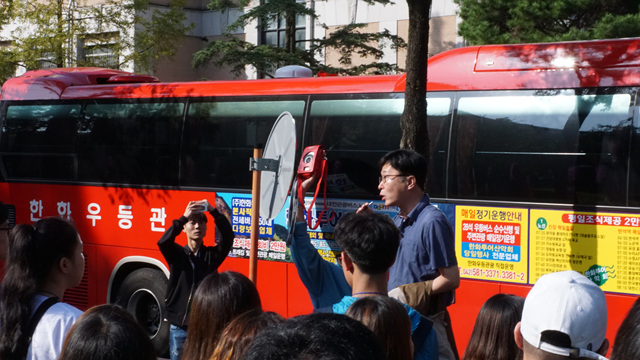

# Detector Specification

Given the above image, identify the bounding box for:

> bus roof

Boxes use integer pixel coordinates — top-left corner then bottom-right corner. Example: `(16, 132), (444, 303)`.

(425, 37), (640, 91)
(3, 37), (640, 100)
(0, 69), (403, 100)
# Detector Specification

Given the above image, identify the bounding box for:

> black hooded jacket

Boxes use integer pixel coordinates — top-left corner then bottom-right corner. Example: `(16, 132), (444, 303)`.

(157, 209), (234, 327)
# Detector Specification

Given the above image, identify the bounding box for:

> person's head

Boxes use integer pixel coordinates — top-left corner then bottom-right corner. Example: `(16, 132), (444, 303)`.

(334, 212), (400, 281)
(0, 202), (10, 260)
(59, 304), (156, 360)
(0, 217), (83, 359)
(378, 149), (427, 207)
(181, 271), (262, 360)
(515, 270), (609, 360)
(463, 294), (525, 360)
(346, 295), (413, 360)
(243, 312), (385, 360)
(183, 212), (208, 243)
(7, 217), (84, 291)
(209, 309), (284, 360)
(610, 296), (640, 360)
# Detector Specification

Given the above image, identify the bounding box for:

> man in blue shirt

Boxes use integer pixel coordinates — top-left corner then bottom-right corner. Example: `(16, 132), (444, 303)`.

(290, 181), (438, 360)
(364, 149), (460, 360)
(291, 149), (458, 359)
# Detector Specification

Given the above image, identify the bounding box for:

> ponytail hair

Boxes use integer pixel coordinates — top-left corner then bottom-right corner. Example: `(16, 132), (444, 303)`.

(0, 217), (80, 358)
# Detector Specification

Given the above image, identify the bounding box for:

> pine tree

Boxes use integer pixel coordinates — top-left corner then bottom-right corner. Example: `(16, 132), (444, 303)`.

(455, 0), (640, 45)
(193, 0), (406, 77)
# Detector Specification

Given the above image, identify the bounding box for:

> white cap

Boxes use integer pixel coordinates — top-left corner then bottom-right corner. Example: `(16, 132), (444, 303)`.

(521, 270), (608, 360)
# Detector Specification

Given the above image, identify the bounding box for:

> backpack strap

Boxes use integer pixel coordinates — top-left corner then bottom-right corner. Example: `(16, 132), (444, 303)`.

(25, 297), (60, 348)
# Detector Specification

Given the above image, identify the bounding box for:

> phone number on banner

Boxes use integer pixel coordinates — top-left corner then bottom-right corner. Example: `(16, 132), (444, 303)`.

(460, 267), (525, 281)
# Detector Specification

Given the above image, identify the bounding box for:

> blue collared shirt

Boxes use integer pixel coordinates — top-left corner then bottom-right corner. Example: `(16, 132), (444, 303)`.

(388, 195), (457, 304)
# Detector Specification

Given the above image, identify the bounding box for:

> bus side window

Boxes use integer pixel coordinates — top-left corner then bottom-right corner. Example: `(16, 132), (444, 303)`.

(181, 99), (305, 189)
(1, 104), (80, 181)
(628, 98), (640, 207)
(307, 97), (402, 197)
(426, 96), (453, 198)
(80, 102), (183, 185)
(451, 90), (633, 206)
(306, 95), (451, 198)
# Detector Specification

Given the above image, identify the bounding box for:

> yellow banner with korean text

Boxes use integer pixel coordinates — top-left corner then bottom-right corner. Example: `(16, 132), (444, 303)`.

(456, 206), (529, 284)
(530, 209), (640, 294)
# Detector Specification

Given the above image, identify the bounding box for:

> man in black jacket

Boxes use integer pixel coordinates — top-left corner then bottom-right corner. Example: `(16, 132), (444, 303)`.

(157, 199), (234, 360)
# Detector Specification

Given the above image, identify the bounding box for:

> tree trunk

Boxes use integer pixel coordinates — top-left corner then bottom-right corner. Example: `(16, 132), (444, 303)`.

(400, 0), (431, 164)
(55, 0), (64, 68)
(285, 1), (296, 53)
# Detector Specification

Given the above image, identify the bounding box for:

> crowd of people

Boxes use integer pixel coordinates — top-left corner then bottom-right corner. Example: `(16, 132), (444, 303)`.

(0, 149), (639, 360)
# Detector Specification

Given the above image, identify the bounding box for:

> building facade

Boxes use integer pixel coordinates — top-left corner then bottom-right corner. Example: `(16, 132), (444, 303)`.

(1, 0), (463, 82)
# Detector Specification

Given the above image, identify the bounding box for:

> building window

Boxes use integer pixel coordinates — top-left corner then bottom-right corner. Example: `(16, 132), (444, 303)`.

(84, 44), (118, 68)
(79, 33), (119, 69)
(38, 52), (57, 69)
(260, 0), (306, 49)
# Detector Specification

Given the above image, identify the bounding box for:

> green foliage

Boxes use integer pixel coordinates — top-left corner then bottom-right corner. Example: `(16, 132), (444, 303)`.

(0, 0), (13, 27)
(129, 0), (194, 73)
(221, 0), (316, 31)
(320, 24), (403, 66)
(455, 0), (640, 45)
(193, 37), (316, 77)
(0, 49), (16, 85)
(0, 0), (14, 81)
(589, 13), (640, 40)
(0, 0), (191, 80)
(194, 0), (406, 77)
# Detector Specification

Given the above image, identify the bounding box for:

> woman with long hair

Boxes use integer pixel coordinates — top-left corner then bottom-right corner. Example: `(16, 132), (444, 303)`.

(462, 294), (525, 360)
(180, 271), (262, 360)
(346, 295), (414, 360)
(0, 217), (85, 359)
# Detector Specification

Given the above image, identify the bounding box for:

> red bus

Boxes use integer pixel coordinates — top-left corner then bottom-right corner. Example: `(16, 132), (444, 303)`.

(1, 37), (639, 356)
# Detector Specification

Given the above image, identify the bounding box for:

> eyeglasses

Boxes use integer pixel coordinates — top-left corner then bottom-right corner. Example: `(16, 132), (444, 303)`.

(378, 174), (407, 184)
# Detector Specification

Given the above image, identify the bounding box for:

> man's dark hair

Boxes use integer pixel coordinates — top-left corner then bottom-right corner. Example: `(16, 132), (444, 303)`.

(243, 313), (385, 360)
(186, 212), (207, 223)
(334, 212), (400, 275)
(379, 149), (428, 191)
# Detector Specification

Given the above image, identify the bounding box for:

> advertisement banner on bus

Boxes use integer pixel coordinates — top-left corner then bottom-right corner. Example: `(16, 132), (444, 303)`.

(218, 192), (398, 264)
(530, 209), (639, 295)
(455, 206), (529, 284)
(455, 205), (640, 296)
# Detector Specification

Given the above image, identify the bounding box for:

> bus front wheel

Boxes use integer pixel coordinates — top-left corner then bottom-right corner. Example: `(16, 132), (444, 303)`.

(115, 268), (169, 357)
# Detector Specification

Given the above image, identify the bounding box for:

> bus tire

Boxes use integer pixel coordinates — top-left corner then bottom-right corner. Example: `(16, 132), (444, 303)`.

(115, 268), (169, 357)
